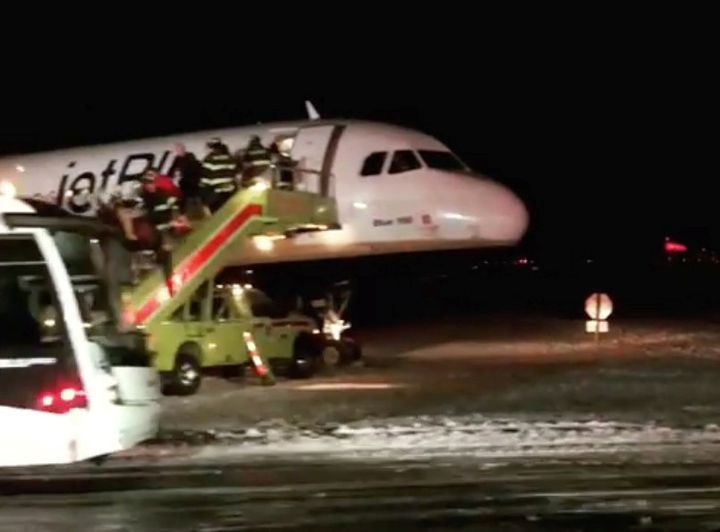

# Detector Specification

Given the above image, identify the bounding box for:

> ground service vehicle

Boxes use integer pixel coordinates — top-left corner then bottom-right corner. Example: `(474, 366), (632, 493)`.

(117, 183), (361, 395)
(4, 179), (360, 396)
(154, 282), (339, 395)
(0, 190), (161, 468)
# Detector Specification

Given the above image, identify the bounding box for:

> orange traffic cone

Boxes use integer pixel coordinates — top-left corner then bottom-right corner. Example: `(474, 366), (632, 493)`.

(243, 332), (275, 386)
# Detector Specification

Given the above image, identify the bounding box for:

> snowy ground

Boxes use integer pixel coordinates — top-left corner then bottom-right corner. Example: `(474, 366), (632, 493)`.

(145, 314), (720, 461)
(7, 315), (720, 530)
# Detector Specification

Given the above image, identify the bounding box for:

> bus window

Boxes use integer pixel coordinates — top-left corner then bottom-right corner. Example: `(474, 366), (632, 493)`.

(388, 150), (422, 174)
(0, 235), (78, 411)
(49, 230), (134, 331)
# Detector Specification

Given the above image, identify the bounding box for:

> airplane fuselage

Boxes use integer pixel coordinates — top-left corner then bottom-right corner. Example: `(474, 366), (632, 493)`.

(0, 119), (529, 266)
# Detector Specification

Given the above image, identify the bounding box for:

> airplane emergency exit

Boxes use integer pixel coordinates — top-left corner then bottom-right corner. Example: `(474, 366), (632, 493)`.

(0, 117), (529, 266)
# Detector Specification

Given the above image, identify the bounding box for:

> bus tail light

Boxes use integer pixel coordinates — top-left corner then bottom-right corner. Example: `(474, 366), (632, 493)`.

(36, 383), (87, 413)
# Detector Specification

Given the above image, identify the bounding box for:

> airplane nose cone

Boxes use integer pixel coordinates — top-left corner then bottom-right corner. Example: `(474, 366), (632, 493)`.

(485, 181), (529, 243)
(437, 174), (529, 244)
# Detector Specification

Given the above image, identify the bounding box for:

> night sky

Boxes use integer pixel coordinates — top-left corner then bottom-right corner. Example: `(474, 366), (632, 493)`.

(1, 17), (716, 263)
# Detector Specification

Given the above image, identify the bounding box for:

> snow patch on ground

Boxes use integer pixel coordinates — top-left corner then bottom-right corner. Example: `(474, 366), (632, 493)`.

(400, 331), (702, 360)
(172, 414), (720, 461)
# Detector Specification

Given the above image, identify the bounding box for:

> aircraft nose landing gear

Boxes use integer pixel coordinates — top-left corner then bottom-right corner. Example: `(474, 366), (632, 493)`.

(308, 281), (363, 368)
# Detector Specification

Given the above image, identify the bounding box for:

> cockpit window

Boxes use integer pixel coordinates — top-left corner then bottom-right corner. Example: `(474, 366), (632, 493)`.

(388, 150), (422, 174)
(418, 150), (467, 172)
(360, 152), (387, 176)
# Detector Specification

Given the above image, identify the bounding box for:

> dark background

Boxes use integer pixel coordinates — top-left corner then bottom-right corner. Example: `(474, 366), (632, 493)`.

(1, 14), (718, 322)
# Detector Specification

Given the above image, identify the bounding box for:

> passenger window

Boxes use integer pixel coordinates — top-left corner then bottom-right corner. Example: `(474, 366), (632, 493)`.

(360, 152), (387, 176)
(389, 150), (422, 174)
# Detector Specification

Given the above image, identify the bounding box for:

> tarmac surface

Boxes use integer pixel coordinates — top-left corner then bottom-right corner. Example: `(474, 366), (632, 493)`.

(5, 314), (720, 530)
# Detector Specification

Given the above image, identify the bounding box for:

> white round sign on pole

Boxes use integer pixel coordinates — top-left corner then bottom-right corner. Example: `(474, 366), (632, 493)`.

(585, 293), (613, 320)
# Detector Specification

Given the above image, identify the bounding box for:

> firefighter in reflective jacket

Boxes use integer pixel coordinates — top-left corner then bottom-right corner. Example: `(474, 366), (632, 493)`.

(140, 169), (180, 228)
(201, 137), (238, 212)
(240, 135), (273, 186)
(139, 169), (181, 294)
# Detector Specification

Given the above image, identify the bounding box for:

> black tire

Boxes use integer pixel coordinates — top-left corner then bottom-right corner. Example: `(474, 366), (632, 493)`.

(268, 358), (293, 377)
(319, 339), (347, 369)
(162, 352), (202, 396)
(290, 335), (320, 379)
(318, 338), (363, 369)
(340, 337), (362, 364)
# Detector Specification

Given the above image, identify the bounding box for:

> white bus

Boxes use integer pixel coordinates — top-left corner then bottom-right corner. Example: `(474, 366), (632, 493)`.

(0, 188), (160, 468)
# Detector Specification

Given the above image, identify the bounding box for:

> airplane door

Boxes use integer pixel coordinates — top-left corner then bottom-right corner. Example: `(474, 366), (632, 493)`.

(290, 125), (344, 197)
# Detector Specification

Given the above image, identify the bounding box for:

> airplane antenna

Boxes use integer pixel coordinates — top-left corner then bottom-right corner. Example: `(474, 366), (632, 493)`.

(305, 100), (321, 120)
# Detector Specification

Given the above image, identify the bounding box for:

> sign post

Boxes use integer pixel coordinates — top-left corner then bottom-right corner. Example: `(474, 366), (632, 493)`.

(585, 293), (613, 342)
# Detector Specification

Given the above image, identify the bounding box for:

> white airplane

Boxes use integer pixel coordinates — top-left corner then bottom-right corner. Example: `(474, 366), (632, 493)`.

(0, 108), (529, 266)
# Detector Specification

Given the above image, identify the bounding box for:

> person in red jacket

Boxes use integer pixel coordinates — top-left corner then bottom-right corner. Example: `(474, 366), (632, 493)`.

(144, 168), (180, 197)
(139, 168), (185, 294)
(140, 168), (191, 232)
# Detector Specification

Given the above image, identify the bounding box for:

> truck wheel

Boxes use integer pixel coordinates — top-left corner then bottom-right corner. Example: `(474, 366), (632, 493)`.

(291, 337), (319, 379)
(163, 353), (202, 396)
(320, 339), (345, 368)
(340, 337), (363, 364)
(320, 339), (361, 368)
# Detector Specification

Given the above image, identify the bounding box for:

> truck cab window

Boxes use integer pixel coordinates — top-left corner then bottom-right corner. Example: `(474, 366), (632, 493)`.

(246, 288), (282, 318)
(171, 304), (185, 322)
(360, 152), (387, 176)
(188, 282), (209, 322)
(212, 292), (230, 320)
(389, 150), (422, 174)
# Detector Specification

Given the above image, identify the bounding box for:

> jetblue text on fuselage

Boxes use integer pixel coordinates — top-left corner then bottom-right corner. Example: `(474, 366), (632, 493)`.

(57, 150), (176, 214)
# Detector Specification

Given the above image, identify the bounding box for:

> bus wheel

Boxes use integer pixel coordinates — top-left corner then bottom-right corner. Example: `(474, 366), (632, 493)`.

(163, 353), (202, 396)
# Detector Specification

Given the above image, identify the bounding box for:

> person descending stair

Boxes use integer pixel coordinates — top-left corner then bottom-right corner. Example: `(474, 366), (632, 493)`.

(139, 168), (182, 295)
(172, 142), (209, 220)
